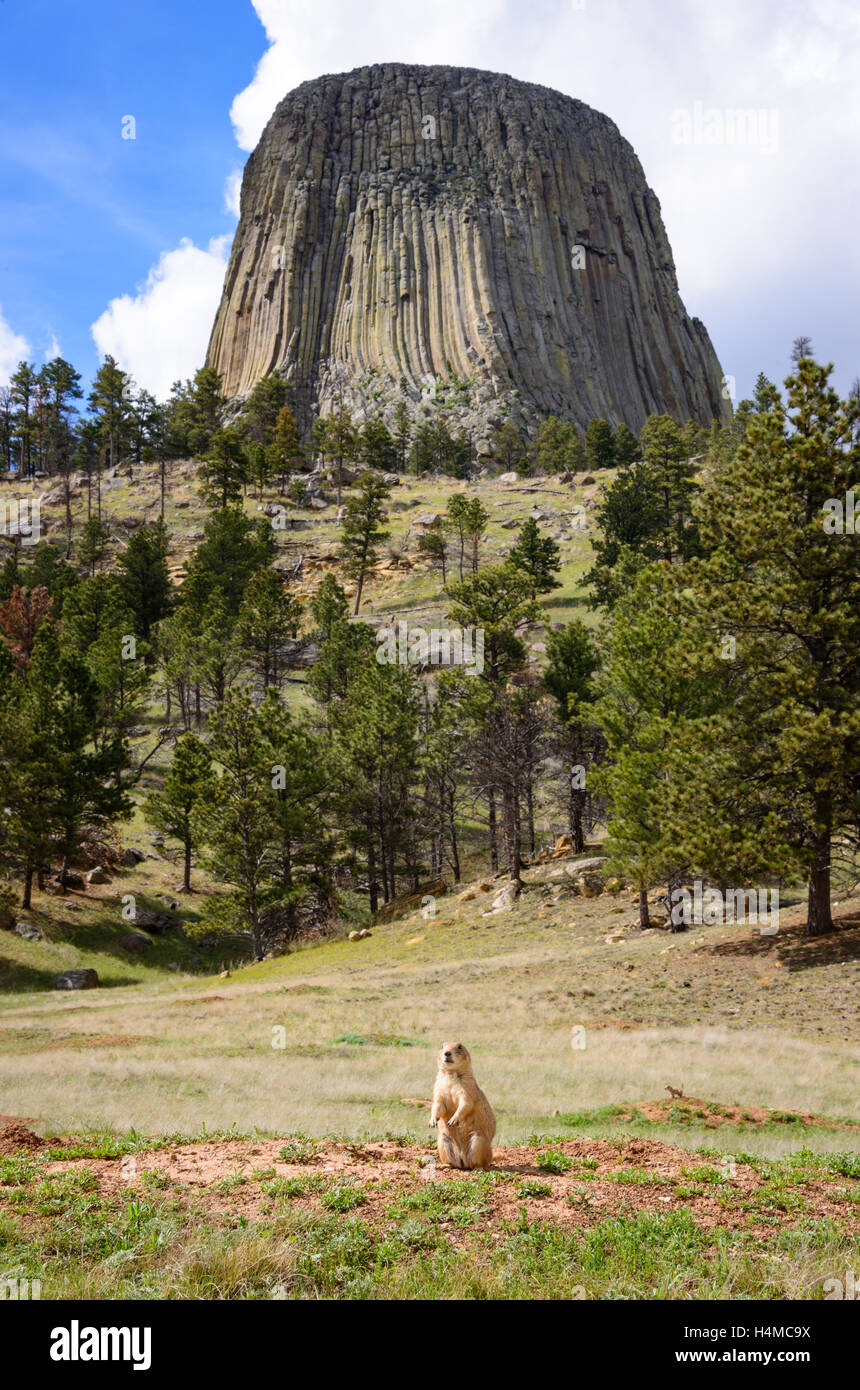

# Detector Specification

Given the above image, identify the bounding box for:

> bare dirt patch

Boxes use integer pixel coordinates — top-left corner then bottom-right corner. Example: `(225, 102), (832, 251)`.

(0, 1122), (45, 1154)
(619, 1097), (860, 1131)
(33, 1131), (859, 1239)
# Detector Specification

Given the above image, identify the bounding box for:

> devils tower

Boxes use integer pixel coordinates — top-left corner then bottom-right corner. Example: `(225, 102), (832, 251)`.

(206, 63), (729, 438)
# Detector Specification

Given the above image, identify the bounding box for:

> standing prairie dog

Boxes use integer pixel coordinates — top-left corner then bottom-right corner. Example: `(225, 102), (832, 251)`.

(430, 1041), (496, 1170)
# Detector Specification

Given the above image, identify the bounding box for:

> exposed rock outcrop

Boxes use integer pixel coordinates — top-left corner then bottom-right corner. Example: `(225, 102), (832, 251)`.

(207, 63), (729, 437)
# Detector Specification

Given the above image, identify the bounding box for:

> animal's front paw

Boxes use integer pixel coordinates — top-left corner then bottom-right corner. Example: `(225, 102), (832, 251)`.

(448, 1116), (459, 1127)
(428, 1117), (437, 1128)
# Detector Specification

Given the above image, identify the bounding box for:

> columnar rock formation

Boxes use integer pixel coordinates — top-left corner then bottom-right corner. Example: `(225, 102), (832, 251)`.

(206, 63), (729, 438)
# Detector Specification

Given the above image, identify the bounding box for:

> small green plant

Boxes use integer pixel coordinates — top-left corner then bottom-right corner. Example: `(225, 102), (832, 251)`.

(537, 1150), (575, 1175)
(517, 1179), (552, 1199)
(321, 1182), (368, 1213)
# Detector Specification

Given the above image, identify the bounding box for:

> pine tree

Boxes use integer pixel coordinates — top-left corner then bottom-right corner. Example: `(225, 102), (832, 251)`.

(0, 585), (54, 670)
(118, 520), (172, 647)
(9, 362), (38, 476)
(664, 357), (860, 936)
(236, 567), (302, 688)
(584, 418), (615, 470)
(77, 516), (111, 577)
(508, 516), (562, 592)
(271, 404), (302, 490)
(392, 401), (411, 471)
(194, 690), (278, 958)
(338, 471), (390, 614)
(359, 418), (397, 472)
(612, 422), (639, 467)
(200, 428), (248, 507)
(88, 356), (132, 475)
(145, 732), (213, 890)
(536, 416), (584, 474)
(544, 620), (603, 851)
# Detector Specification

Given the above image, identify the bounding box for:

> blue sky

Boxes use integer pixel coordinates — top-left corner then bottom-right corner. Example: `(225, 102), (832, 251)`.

(1, 0), (858, 406)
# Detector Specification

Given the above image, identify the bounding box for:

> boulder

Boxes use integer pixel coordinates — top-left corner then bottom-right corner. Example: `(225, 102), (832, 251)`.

(119, 933), (151, 954)
(85, 866), (110, 885)
(120, 849), (145, 867)
(14, 920), (44, 943)
(133, 909), (174, 935)
(55, 969), (99, 990)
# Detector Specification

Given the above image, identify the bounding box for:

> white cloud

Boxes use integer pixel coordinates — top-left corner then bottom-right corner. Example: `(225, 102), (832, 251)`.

(91, 236), (231, 400)
(0, 307), (31, 386)
(224, 169), (242, 218)
(44, 335), (62, 362)
(230, 0), (507, 152)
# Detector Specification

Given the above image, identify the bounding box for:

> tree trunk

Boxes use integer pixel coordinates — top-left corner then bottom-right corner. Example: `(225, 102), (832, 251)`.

(448, 788), (460, 883)
(638, 887), (650, 930)
(368, 839), (378, 915)
(183, 839), (192, 892)
(22, 863), (33, 910)
(488, 787), (498, 872)
(806, 831), (834, 936)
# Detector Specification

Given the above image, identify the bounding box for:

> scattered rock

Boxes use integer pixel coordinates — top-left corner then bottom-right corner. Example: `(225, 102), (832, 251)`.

(54, 969), (99, 990)
(13, 920), (44, 943)
(491, 883), (520, 911)
(132, 909), (174, 935)
(55, 872), (85, 890)
(85, 866), (110, 885)
(120, 848), (145, 867)
(119, 934), (151, 954)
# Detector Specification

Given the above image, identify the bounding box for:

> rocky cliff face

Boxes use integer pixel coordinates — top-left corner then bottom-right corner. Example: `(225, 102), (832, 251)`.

(206, 63), (729, 438)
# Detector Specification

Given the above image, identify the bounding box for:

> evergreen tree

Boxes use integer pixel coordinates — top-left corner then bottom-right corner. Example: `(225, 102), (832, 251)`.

(145, 732), (213, 891)
(417, 527), (449, 583)
(271, 404), (302, 490)
(535, 416), (584, 474)
(199, 428), (248, 507)
(612, 422), (640, 467)
(195, 690), (279, 959)
(77, 516), (111, 577)
(9, 362), (38, 476)
(508, 515), (562, 592)
(117, 520), (172, 647)
(236, 567), (302, 689)
(392, 401), (411, 471)
(359, 417), (398, 472)
(338, 471), (390, 614)
(544, 620), (603, 852)
(88, 356), (132, 475)
(584, 417), (615, 470)
(182, 507), (275, 615)
(663, 358), (860, 936)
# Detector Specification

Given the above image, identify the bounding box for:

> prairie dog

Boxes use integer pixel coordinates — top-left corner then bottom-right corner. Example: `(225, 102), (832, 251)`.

(429, 1041), (496, 1170)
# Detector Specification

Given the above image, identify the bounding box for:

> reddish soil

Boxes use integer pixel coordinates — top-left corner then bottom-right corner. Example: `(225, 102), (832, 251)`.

(0, 1122), (46, 1154)
(7, 1129), (854, 1240)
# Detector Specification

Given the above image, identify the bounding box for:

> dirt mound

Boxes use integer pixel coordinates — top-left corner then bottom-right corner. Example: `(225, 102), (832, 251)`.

(628, 1097), (860, 1131)
(36, 1131), (860, 1240)
(0, 1122), (44, 1154)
